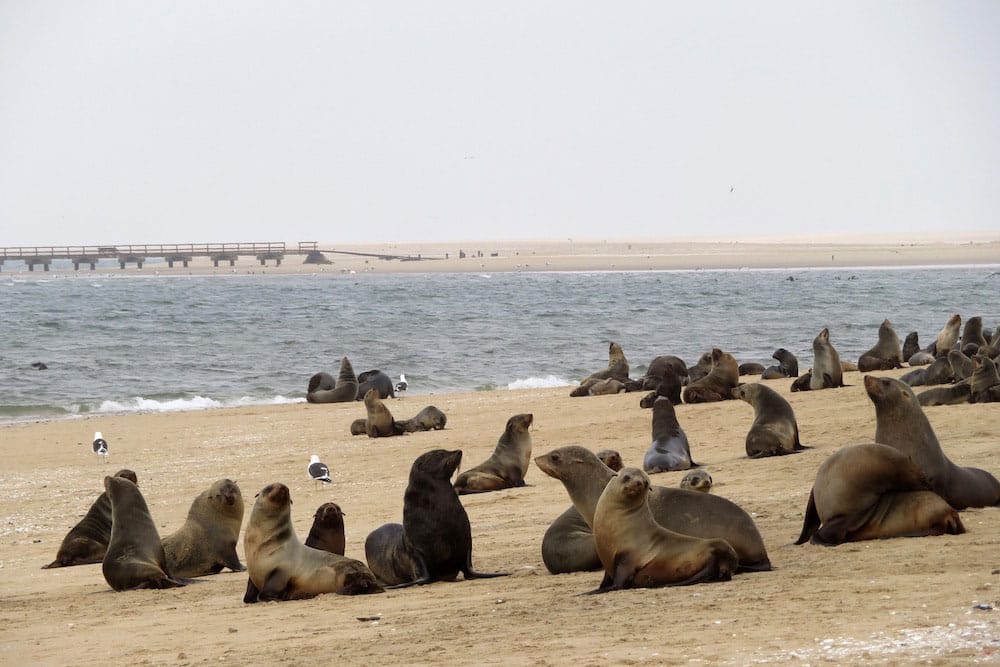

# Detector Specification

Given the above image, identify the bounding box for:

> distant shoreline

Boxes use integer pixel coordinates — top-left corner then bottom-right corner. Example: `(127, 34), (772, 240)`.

(2, 234), (998, 276)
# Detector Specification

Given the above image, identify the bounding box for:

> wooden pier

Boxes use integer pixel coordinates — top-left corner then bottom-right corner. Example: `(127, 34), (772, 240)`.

(0, 242), (439, 271)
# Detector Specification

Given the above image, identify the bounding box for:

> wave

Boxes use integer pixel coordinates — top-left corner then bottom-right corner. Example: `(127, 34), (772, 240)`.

(94, 394), (305, 415)
(506, 375), (573, 390)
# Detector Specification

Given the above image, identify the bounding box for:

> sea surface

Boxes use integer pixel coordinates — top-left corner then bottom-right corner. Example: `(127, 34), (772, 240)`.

(1, 266), (998, 423)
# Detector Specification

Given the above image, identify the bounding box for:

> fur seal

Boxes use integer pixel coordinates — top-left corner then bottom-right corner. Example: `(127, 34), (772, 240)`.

(596, 449), (624, 472)
(680, 469), (713, 492)
(43, 469), (138, 569)
(364, 523), (421, 585)
(643, 397), (694, 472)
(356, 369), (395, 400)
(970, 354), (1000, 403)
(349, 418), (368, 436)
(858, 319), (903, 372)
(687, 351), (714, 383)
(363, 388), (406, 437)
(639, 368), (682, 408)
(809, 328), (844, 390)
(373, 449), (508, 586)
(590, 467), (737, 593)
(586, 378), (627, 395)
(454, 413), (533, 494)
(922, 355), (955, 386)
(795, 443), (964, 546)
(738, 362), (766, 376)
(899, 367), (927, 387)
(304, 502), (346, 556)
(933, 314), (961, 356)
(790, 370), (813, 392)
(162, 478), (245, 578)
(902, 332), (921, 361)
(865, 375), (1000, 509)
(397, 405), (448, 432)
(535, 446), (771, 572)
(961, 316), (988, 351)
(948, 349), (974, 381)
(732, 383), (805, 458)
(641, 355), (689, 390)
(306, 356), (359, 403)
(917, 382), (971, 407)
(102, 475), (186, 591)
(585, 341), (630, 382)
(243, 483), (382, 602)
(908, 351), (935, 366)
(541, 506), (604, 574)
(682, 348), (739, 403)
(761, 348), (799, 379)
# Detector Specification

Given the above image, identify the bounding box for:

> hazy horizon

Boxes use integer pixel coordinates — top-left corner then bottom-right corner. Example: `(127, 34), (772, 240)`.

(2, 2), (998, 246)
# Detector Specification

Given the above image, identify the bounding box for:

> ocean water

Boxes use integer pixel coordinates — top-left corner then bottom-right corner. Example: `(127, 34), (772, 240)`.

(1, 266), (998, 423)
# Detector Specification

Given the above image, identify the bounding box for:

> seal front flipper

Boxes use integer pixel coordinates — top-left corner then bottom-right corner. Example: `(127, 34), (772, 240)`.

(810, 515), (851, 546)
(243, 577), (262, 603)
(255, 568), (292, 601)
(462, 554), (508, 580)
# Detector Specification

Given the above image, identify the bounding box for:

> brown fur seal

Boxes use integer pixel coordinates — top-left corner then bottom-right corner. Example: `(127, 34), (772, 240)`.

(243, 483), (382, 602)
(590, 467), (737, 593)
(810, 328), (844, 389)
(306, 356), (359, 403)
(586, 378), (626, 395)
(795, 443), (964, 545)
(356, 369), (395, 400)
(397, 405), (448, 432)
(902, 332), (921, 361)
(865, 375), (1000, 509)
(641, 355), (688, 390)
(858, 319), (903, 372)
(790, 370), (813, 392)
(162, 479), (245, 578)
(917, 382), (971, 407)
(680, 469), (713, 492)
(376, 449), (508, 586)
(349, 418), (368, 436)
(970, 355), (1000, 403)
(43, 469), (138, 569)
(541, 506), (604, 574)
(583, 341), (630, 383)
(948, 349), (974, 381)
(364, 523), (421, 585)
(682, 348), (739, 403)
(102, 475), (186, 591)
(933, 314), (961, 356)
(596, 449), (624, 472)
(922, 355), (955, 386)
(961, 316), (987, 351)
(363, 388), (405, 437)
(738, 362), (766, 376)
(772, 348), (799, 377)
(643, 397), (694, 472)
(732, 383), (806, 458)
(454, 413), (533, 494)
(535, 446), (770, 572)
(304, 502), (346, 556)
(687, 350), (714, 383)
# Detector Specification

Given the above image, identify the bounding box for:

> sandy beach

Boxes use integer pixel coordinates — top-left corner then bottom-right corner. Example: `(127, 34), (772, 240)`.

(3, 232), (999, 276)
(3, 363), (1000, 665)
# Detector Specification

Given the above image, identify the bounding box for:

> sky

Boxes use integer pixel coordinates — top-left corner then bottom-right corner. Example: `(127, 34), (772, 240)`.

(1, 2), (998, 246)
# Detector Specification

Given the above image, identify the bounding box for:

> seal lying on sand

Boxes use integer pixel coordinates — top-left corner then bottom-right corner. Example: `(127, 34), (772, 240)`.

(243, 483), (382, 602)
(162, 478), (245, 578)
(397, 405), (448, 432)
(590, 468), (737, 593)
(535, 446), (770, 573)
(454, 414), (533, 494)
(643, 397), (694, 472)
(865, 375), (1000, 509)
(795, 443), (964, 546)
(306, 356), (359, 403)
(732, 383), (806, 458)
(103, 475), (186, 591)
(43, 469), (138, 569)
(682, 348), (739, 403)
(570, 342), (630, 396)
(366, 450), (507, 587)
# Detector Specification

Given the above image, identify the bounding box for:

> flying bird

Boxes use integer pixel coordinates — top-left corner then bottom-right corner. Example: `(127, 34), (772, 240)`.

(395, 373), (408, 395)
(93, 431), (109, 463)
(308, 454), (331, 488)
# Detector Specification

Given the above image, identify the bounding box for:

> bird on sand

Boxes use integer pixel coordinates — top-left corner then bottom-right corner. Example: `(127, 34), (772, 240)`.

(308, 454), (331, 489)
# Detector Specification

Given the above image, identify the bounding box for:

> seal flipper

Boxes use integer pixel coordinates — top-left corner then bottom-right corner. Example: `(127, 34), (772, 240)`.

(794, 490), (820, 545)
(461, 553), (508, 580)
(243, 577), (261, 603)
(810, 515), (850, 546)
(254, 568), (292, 601)
(222, 549), (246, 572)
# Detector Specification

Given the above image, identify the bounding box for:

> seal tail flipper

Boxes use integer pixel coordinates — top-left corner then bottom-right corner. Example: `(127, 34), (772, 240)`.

(794, 490), (820, 545)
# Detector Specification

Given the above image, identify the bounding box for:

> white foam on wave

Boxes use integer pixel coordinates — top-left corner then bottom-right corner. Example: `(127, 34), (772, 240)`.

(507, 375), (573, 390)
(96, 394), (305, 414)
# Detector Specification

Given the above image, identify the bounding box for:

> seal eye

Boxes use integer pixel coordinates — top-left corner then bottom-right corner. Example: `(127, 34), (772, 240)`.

(550, 453), (561, 463)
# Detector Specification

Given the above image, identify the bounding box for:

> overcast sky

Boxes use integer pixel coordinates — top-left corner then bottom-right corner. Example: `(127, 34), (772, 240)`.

(1, 2), (998, 246)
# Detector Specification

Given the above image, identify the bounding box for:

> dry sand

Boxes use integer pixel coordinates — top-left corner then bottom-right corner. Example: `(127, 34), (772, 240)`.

(5, 232), (999, 276)
(3, 367), (1000, 665)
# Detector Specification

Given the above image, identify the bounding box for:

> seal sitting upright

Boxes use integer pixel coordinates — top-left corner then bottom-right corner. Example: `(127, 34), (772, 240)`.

(731, 383), (806, 458)
(809, 328), (845, 390)
(162, 478), (245, 578)
(642, 397), (694, 472)
(857, 319), (904, 372)
(590, 467), (737, 593)
(306, 356), (359, 403)
(454, 414), (533, 494)
(682, 348), (739, 403)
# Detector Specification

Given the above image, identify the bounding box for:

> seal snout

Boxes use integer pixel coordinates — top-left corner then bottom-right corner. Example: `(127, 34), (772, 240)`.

(263, 483), (291, 506)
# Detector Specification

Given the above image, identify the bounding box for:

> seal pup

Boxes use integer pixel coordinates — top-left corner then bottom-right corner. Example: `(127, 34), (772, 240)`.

(680, 469), (713, 492)
(535, 446), (771, 572)
(583, 341), (630, 383)
(394, 449), (508, 586)
(43, 469), (138, 569)
(590, 468), (737, 593)
(857, 319), (903, 372)
(243, 483), (382, 602)
(732, 383), (806, 458)
(304, 502), (346, 556)
(865, 375), (1000, 509)
(902, 332), (921, 361)
(454, 413), (533, 494)
(364, 523), (421, 585)
(103, 475), (186, 591)
(349, 418), (368, 436)
(162, 478), (245, 578)
(810, 328), (844, 390)
(682, 348), (739, 403)
(596, 449), (624, 472)
(356, 369), (395, 400)
(640, 355), (689, 390)
(795, 443), (964, 546)
(397, 405), (448, 432)
(790, 370), (813, 392)
(306, 356), (358, 403)
(363, 388), (406, 437)
(643, 397), (694, 473)
(586, 378), (627, 395)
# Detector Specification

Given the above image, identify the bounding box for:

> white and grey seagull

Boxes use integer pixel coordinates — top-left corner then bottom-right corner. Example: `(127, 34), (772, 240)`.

(308, 454), (331, 489)
(395, 373), (408, 396)
(93, 431), (109, 463)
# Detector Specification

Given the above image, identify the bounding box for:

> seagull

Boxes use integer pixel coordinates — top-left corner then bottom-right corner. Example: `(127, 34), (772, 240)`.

(395, 373), (408, 396)
(308, 454), (331, 489)
(93, 431), (109, 463)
